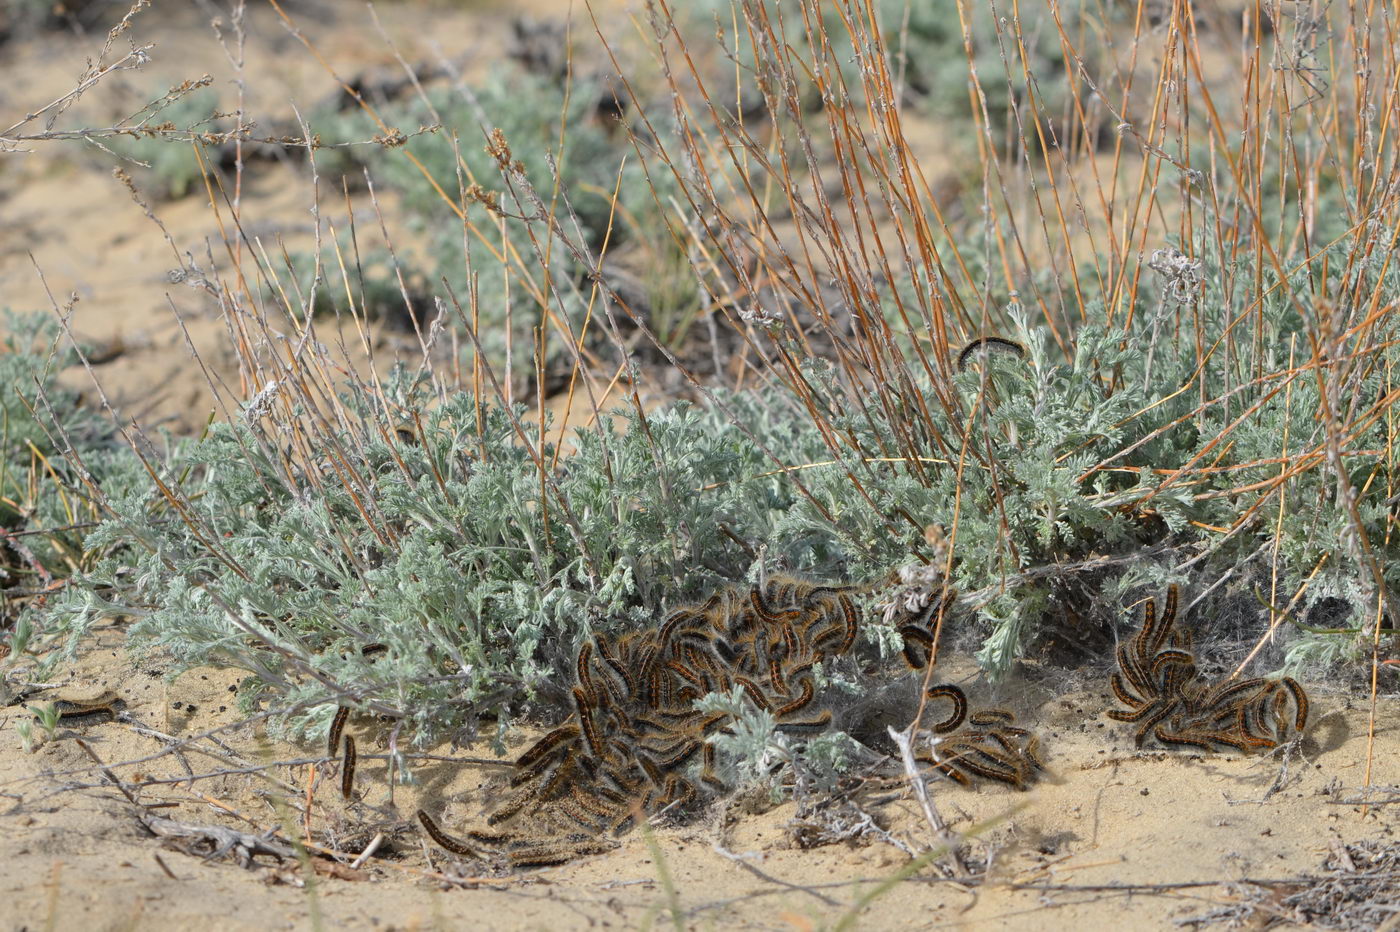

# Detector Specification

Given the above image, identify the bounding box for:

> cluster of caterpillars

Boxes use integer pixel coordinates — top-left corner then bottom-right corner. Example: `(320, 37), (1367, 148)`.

(400, 579), (1308, 867)
(899, 608), (1047, 789)
(1107, 585), (1309, 751)
(416, 575), (895, 866)
(915, 685), (1046, 789)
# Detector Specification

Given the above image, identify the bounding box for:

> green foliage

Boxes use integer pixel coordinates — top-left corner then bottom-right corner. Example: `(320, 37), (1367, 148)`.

(17, 0), (1400, 757)
(0, 313), (152, 673)
(37, 372), (883, 744)
(268, 238), (433, 328)
(0, 0), (106, 38)
(28, 700), (60, 740)
(696, 686), (781, 784)
(14, 717), (35, 753)
(696, 686), (858, 796)
(880, 0), (1103, 146)
(0, 314), (133, 584)
(765, 231), (1400, 676)
(310, 69), (670, 365)
(25, 228), (1399, 731)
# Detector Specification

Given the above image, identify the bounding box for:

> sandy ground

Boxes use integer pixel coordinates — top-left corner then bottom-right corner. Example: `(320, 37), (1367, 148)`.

(1, 623), (1397, 931)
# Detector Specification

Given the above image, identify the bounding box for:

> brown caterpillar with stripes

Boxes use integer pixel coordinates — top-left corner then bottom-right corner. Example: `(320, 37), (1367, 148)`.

(340, 736), (357, 800)
(417, 573), (969, 864)
(956, 335), (1027, 372)
(326, 705), (360, 801)
(327, 706), (349, 759)
(1106, 586), (1310, 752)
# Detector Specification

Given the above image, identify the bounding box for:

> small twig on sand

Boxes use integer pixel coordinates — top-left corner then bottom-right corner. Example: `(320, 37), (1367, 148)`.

(887, 724), (968, 878)
(1328, 789), (1400, 806)
(140, 813), (296, 866)
(351, 833), (384, 870)
(848, 803), (918, 857)
(73, 739), (146, 808)
(152, 852), (180, 881)
(712, 844), (841, 906)
(1225, 736), (1308, 805)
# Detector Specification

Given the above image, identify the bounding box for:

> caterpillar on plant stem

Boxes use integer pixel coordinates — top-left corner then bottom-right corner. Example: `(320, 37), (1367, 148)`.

(1149, 649), (1196, 684)
(1022, 734), (1045, 770)
(748, 587), (799, 625)
(701, 743), (725, 791)
(956, 336), (1026, 372)
(553, 794), (602, 832)
(665, 658), (705, 691)
(654, 737), (701, 771)
(969, 708), (1016, 726)
(656, 609), (698, 648)
(923, 758), (972, 786)
(1115, 642), (1153, 701)
(936, 740), (1025, 787)
(1109, 672), (1146, 711)
(1152, 723), (1221, 753)
(576, 642), (599, 703)
(1131, 701), (1179, 747)
(767, 654), (789, 697)
(508, 839), (615, 867)
(571, 784), (624, 821)
(1202, 676), (1268, 712)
